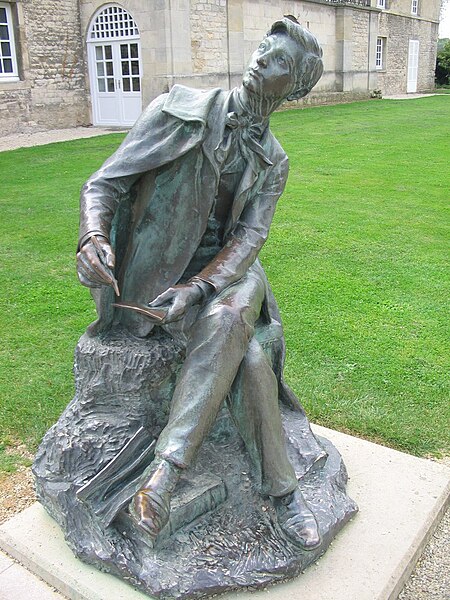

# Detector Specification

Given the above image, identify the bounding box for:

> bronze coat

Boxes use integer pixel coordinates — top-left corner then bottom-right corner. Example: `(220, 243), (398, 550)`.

(79, 85), (318, 415)
(79, 85), (289, 332)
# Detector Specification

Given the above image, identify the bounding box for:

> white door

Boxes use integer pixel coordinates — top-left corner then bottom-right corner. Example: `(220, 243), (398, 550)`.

(87, 5), (142, 127)
(407, 40), (419, 93)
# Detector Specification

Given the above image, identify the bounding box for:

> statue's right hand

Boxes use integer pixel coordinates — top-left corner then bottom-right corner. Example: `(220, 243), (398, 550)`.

(76, 236), (116, 289)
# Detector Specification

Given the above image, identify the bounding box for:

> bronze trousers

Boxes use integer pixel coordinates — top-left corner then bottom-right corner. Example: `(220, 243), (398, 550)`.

(155, 263), (298, 497)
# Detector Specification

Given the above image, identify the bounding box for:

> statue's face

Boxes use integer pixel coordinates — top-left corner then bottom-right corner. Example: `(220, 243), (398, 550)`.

(242, 33), (301, 100)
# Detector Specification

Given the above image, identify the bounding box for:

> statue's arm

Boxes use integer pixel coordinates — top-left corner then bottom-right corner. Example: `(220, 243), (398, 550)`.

(193, 156), (289, 293)
(77, 166), (142, 289)
(78, 93), (172, 251)
(76, 99), (169, 291)
(78, 89), (209, 251)
(77, 93), (205, 290)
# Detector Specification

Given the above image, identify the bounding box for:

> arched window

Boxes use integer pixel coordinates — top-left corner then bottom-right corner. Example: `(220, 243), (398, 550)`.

(89, 5), (139, 41)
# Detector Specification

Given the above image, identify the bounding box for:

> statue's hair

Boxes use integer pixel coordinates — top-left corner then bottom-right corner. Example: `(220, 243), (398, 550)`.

(268, 16), (324, 101)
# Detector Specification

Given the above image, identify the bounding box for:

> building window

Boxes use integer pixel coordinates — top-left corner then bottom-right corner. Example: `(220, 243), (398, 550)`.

(89, 5), (139, 41)
(88, 5), (141, 97)
(376, 37), (386, 70)
(377, 0), (386, 8)
(0, 2), (18, 81)
(411, 0), (418, 15)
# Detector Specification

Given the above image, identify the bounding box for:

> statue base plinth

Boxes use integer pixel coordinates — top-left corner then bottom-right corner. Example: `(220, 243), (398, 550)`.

(33, 330), (357, 599)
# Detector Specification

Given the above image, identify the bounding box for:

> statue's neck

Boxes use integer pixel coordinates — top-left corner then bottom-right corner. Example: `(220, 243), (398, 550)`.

(235, 86), (284, 121)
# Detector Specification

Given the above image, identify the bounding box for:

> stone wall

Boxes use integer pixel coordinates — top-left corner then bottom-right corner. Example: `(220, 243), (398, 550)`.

(190, 0), (228, 76)
(352, 9), (369, 72)
(378, 11), (439, 94)
(0, 85), (31, 136)
(386, 0), (441, 23)
(0, 0), (89, 135)
(284, 88), (370, 109)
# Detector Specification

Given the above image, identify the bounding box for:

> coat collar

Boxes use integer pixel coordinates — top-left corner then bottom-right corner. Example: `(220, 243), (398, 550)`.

(162, 84), (223, 124)
(162, 84), (286, 236)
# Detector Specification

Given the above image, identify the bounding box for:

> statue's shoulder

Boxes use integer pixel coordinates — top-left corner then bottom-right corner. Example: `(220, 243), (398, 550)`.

(128, 85), (223, 139)
(162, 85), (223, 124)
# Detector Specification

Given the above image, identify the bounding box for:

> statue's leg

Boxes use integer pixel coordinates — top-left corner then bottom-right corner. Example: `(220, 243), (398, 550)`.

(155, 269), (265, 468)
(227, 337), (321, 549)
(131, 268), (265, 537)
(132, 266), (321, 549)
(227, 336), (298, 497)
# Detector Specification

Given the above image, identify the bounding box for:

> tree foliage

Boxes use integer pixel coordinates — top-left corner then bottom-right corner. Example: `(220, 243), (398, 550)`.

(436, 39), (450, 85)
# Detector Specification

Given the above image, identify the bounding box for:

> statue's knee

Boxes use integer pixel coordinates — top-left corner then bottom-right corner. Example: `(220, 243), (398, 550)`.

(207, 303), (254, 342)
(243, 338), (267, 370)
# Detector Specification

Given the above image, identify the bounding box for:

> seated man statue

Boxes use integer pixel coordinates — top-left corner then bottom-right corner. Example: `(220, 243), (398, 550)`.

(76, 17), (324, 550)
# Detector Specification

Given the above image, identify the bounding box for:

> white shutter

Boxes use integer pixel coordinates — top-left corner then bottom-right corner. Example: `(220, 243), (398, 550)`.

(407, 40), (419, 93)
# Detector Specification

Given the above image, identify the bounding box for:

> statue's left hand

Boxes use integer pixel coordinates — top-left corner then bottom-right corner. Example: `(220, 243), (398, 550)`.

(148, 283), (203, 323)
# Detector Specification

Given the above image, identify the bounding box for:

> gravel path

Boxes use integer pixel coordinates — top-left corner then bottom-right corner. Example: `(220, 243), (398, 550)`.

(1, 124), (449, 598)
(0, 468), (35, 525)
(399, 507), (450, 600)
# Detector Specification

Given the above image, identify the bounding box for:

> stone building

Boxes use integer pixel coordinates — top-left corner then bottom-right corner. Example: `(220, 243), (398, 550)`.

(0, 0), (441, 135)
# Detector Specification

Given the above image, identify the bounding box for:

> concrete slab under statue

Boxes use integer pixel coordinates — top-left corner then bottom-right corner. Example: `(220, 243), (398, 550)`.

(32, 17), (358, 599)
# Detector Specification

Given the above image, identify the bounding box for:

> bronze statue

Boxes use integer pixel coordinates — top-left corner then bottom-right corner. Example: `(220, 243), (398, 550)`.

(77, 16), (323, 549)
(34, 17), (357, 599)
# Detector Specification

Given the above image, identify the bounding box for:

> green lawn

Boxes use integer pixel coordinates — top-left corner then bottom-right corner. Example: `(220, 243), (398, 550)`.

(1, 97), (449, 472)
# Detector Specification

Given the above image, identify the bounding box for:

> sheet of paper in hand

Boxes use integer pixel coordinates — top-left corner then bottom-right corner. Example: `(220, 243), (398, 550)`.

(113, 303), (169, 322)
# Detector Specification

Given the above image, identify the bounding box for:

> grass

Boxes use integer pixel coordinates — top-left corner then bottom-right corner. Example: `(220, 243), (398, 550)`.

(0, 97), (449, 471)
(0, 134), (126, 471)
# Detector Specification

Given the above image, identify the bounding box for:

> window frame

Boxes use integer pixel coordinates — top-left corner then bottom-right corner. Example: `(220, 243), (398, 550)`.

(88, 5), (140, 42)
(0, 2), (19, 82)
(411, 0), (418, 16)
(375, 37), (386, 70)
(376, 0), (386, 9)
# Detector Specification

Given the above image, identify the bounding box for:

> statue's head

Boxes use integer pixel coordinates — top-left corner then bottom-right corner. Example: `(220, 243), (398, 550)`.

(242, 16), (323, 104)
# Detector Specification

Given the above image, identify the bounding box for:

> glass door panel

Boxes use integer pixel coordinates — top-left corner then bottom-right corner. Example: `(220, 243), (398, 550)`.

(120, 42), (141, 94)
(95, 44), (115, 94)
(407, 40), (419, 93)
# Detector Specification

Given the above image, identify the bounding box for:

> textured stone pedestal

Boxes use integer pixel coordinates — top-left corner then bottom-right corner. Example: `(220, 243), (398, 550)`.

(32, 330), (357, 599)
(1, 427), (449, 600)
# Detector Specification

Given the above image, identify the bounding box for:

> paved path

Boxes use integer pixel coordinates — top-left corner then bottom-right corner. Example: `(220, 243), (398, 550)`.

(0, 126), (127, 153)
(0, 551), (65, 599)
(383, 92), (440, 100)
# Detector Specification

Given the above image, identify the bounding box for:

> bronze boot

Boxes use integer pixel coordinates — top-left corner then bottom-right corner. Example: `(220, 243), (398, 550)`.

(273, 487), (321, 550)
(130, 458), (181, 540)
